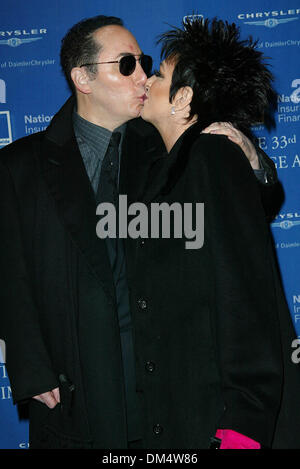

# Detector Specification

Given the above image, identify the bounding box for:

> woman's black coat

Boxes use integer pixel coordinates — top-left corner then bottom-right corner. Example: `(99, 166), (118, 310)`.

(125, 124), (300, 448)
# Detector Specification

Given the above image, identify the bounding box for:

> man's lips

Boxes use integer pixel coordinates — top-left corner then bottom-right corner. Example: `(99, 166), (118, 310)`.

(139, 93), (147, 102)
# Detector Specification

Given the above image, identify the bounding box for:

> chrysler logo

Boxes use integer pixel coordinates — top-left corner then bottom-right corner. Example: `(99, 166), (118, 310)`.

(272, 220), (300, 230)
(244, 17), (298, 28)
(0, 37), (43, 47)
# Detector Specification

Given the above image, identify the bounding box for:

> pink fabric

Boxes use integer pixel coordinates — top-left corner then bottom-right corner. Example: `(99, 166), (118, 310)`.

(215, 429), (261, 449)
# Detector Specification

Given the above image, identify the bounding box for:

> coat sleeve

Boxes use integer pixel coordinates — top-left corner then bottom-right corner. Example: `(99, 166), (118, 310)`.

(256, 146), (277, 185)
(255, 146), (284, 222)
(0, 158), (58, 403)
(196, 134), (283, 447)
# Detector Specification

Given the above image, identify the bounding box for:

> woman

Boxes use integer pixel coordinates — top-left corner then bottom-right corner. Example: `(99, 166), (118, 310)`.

(125, 18), (300, 449)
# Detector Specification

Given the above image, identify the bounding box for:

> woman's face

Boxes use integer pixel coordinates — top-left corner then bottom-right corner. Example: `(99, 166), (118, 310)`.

(141, 59), (175, 126)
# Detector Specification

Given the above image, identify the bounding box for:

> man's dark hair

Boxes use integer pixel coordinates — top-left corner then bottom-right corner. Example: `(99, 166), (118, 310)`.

(60, 15), (123, 92)
(158, 17), (275, 136)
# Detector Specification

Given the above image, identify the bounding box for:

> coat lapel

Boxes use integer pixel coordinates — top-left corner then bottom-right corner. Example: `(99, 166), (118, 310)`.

(40, 97), (116, 305)
(119, 118), (166, 204)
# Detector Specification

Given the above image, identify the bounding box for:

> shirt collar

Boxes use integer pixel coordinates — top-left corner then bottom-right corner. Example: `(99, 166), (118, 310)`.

(73, 109), (126, 156)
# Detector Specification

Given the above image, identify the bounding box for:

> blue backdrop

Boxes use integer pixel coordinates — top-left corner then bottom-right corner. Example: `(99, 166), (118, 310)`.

(0, 0), (299, 449)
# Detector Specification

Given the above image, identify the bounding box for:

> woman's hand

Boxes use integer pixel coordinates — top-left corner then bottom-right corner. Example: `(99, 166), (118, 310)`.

(202, 122), (260, 170)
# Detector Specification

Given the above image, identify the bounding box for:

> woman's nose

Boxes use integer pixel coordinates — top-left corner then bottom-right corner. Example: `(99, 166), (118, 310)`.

(145, 76), (154, 91)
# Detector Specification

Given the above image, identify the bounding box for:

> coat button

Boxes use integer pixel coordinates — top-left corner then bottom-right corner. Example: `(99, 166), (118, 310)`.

(140, 239), (145, 247)
(153, 424), (163, 435)
(145, 361), (155, 373)
(138, 298), (147, 310)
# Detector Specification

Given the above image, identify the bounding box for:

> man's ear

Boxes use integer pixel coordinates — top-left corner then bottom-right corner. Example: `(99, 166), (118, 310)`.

(70, 67), (92, 95)
(173, 86), (193, 110)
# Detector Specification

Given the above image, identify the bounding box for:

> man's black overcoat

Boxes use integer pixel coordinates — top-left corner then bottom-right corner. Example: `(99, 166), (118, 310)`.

(0, 97), (164, 448)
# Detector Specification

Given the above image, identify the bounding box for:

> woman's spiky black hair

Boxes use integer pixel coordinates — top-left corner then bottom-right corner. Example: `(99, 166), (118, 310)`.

(157, 17), (276, 136)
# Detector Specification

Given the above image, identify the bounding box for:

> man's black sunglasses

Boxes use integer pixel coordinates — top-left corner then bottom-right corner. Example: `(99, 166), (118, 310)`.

(80, 54), (153, 77)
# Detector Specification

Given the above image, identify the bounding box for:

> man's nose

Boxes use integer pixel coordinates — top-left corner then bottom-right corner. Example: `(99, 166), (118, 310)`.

(134, 61), (148, 85)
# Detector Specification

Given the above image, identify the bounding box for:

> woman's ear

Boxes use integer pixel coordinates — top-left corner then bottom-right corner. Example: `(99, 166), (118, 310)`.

(173, 86), (193, 111)
(70, 67), (92, 95)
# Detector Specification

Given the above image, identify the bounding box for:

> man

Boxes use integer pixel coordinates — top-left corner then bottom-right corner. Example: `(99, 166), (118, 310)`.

(0, 15), (278, 449)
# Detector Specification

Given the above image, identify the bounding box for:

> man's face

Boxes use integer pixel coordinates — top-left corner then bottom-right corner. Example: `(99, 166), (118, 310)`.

(86, 25), (148, 128)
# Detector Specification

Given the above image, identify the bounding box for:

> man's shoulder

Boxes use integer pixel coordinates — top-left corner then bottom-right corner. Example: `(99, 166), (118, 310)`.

(0, 131), (45, 169)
